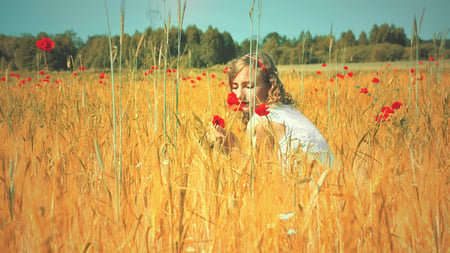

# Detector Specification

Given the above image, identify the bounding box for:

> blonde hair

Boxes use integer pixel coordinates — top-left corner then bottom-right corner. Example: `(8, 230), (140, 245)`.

(227, 51), (292, 105)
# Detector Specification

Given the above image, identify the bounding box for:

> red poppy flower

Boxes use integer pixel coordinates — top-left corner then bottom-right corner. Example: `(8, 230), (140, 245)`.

(99, 72), (106, 79)
(347, 72), (354, 78)
(10, 73), (15, 77)
(27, 77), (32, 82)
(322, 63), (326, 67)
(316, 71), (321, 75)
(227, 92), (242, 111)
(428, 56), (435, 61)
(36, 37), (55, 51)
(211, 115), (225, 128)
(172, 69), (176, 73)
(190, 79), (195, 84)
(211, 74), (216, 79)
(374, 113), (389, 122)
(39, 71), (45, 75)
(202, 72), (206, 76)
(73, 72), (78, 76)
(166, 69), (172, 73)
(344, 66), (348, 70)
(223, 70), (228, 74)
(1, 77), (6, 82)
(196, 76), (202, 81)
(381, 106), (395, 114)
(418, 61), (423, 65)
(255, 103), (270, 116)
(391, 101), (402, 110)
(372, 77), (380, 83)
(360, 88), (369, 94)
(78, 66), (85, 71)
(410, 68), (415, 73)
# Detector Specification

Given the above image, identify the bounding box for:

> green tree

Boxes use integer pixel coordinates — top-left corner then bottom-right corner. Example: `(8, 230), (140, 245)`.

(358, 31), (369, 45)
(14, 35), (37, 71)
(369, 24), (379, 44)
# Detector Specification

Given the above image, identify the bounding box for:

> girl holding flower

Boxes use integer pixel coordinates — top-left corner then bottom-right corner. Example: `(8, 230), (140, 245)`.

(209, 52), (335, 168)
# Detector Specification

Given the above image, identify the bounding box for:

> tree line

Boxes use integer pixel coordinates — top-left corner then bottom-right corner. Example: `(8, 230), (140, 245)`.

(0, 23), (448, 71)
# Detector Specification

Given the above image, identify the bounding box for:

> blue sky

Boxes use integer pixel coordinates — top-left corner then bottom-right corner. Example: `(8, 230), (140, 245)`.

(0, 0), (448, 43)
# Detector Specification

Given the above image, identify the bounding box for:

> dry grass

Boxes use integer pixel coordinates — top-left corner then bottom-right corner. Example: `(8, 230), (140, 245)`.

(0, 62), (448, 252)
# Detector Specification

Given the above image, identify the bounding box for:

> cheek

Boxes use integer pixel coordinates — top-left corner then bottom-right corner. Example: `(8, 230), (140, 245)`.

(256, 87), (269, 101)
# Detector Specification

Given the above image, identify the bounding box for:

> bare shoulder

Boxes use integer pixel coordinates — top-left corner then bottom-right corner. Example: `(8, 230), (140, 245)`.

(254, 117), (286, 143)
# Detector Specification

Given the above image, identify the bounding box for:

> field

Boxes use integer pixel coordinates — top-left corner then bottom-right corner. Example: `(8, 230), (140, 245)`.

(0, 59), (448, 252)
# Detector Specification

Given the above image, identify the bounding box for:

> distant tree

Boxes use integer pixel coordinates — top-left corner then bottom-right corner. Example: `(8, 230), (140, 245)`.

(237, 39), (258, 56)
(200, 26), (227, 66)
(378, 23), (391, 43)
(262, 37), (282, 62)
(47, 31), (78, 70)
(185, 25), (202, 45)
(14, 35), (37, 71)
(358, 31), (369, 45)
(339, 30), (356, 47)
(391, 27), (407, 46)
(369, 25), (379, 44)
(77, 35), (110, 69)
(221, 31), (237, 63)
(262, 32), (285, 46)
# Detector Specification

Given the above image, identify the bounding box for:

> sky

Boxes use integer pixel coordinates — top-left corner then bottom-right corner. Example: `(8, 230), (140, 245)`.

(0, 0), (449, 43)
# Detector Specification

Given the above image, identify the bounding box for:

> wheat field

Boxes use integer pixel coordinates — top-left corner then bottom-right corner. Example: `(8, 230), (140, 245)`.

(0, 60), (448, 252)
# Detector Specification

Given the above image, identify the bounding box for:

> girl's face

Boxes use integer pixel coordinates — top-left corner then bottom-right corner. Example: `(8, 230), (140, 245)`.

(231, 67), (270, 113)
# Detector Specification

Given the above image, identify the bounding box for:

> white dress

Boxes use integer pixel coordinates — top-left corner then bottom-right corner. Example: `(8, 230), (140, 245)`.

(247, 104), (335, 168)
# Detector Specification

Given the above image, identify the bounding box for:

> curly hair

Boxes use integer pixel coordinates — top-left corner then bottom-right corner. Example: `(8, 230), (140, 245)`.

(227, 51), (292, 105)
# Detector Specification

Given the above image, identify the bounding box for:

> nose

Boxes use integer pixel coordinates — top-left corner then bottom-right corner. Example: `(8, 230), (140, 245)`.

(235, 87), (246, 101)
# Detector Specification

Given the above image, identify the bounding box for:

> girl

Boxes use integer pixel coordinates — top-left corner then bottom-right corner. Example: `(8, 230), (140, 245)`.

(209, 52), (335, 168)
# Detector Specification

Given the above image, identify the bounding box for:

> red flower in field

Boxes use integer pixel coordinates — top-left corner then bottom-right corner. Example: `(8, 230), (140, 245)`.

(336, 73), (345, 80)
(45, 75), (50, 79)
(391, 101), (402, 110)
(10, 73), (15, 77)
(78, 66), (85, 71)
(322, 63), (326, 67)
(419, 61), (423, 65)
(347, 72), (354, 78)
(39, 71), (45, 75)
(73, 72), (78, 76)
(410, 68), (415, 73)
(329, 78), (334, 82)
(190, 79), (195, 84)
(202, 72), (206, 76)
(1, 77), (6, 82)
(211, 115), (225, 128)
(211, 74), (216, 79)
(172, 69), (176, 73)
(27, 77), (32, 82)
(223, 70), (228, 74)
(166, 69), (172, 73)
(99, 72), (106, 79)
(372, 77), (380, 83)
(381, 106), (395, 115)
(374, 113), (390, 122)
(316, 71), (321, 75)
(344, 66), (348, 70)
(196, 76), (202, 81)
(36, 37), (55, 51)
(255, 103), (270, 116)
(360, 88), (369, 94)
(428, 56), (435, 61)
(227, 92), (242, 112)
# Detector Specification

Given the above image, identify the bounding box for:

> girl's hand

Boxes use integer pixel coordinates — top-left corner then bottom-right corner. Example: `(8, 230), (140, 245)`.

(207, 124), (239, 152)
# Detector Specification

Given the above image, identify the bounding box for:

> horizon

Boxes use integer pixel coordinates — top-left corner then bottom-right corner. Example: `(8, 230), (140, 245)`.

(0, 0), (449, 44)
